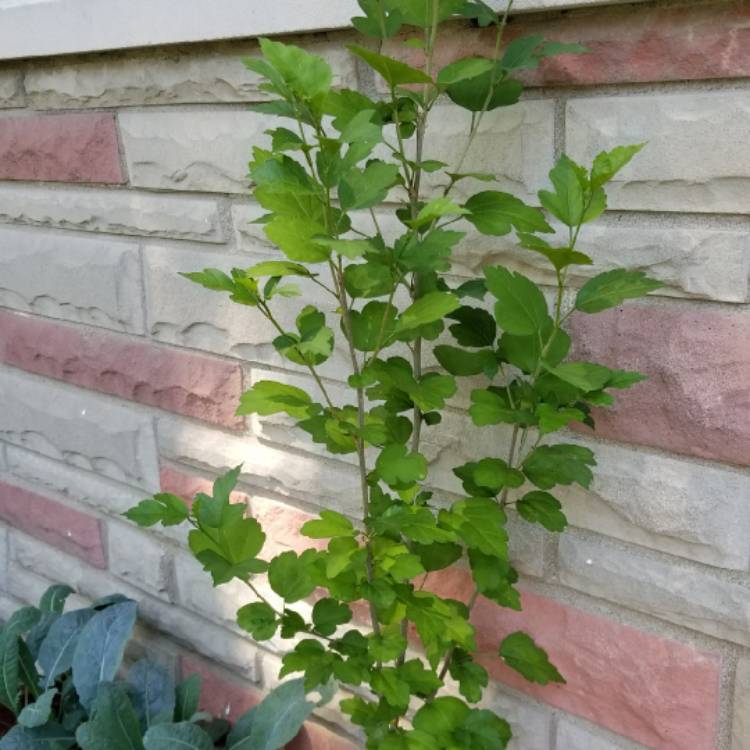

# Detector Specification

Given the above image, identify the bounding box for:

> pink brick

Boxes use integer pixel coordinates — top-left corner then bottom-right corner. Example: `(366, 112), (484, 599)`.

(180, 656), (261, 722)
(0, 112), (123, 183)
(159, 466), (251, 509)
(385, 1), (750, 87)
(571, 304), (750, 467)
(0, 310), (244, 428)
(430, 570), (720, 749)
(0, 480), (106, 568)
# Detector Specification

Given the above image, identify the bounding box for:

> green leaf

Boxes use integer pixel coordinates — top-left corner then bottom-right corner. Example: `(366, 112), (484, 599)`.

(458, 708), (512, 749)
(399, 659), (442, 696)
(465, 191), (552, 236)
(517, 233), (593, 271)
(449, 650), (488, 703)
(547, 361), (613, 392)
(76, 683), (145, 750)
(351, 0), (403, 38)
(499, 631), (565, 685)
(375, 444), (428, 489)
(434, 345), (497, 377)
(125, 493), (189, 528)
(174, 674), (201, 723)
(350, 301), (398, 352)
(523, 443), (596, 490)
(468, 549), (521, 610)
(535, 403), (585, 435)
(39, 585), (73, 615)
(437, 57), (494, 86)
(398, 229), (463, 274)
(410, 197), (468, 228)
(314, 237), (377, 260)
(237, 602), (278, 641)
(575, 269), (664, 313)
(591, 143), (645, 189)
(339, 161), (400, 211)
(37, 609), (94, 689)
(517, 491), (567, 532)
(258, 37), (333, 100)
(443, 497), (508, 557)
(472, 458), (525, 494)
(484, 266), (550, 335)
(180, 268), (235, 293)
(502, 35), (586, 72)
(468, 389), (533, 428)
(236, 380), (316, 419)
(371, 668), (410, 709)
(0, 607), (40, 711)
(538, 155), (586, 228)
(301, 510), (356, 539)
(269, 551), (316, 603)
(227, 679), (314, 750)
(498, 324), (570, 374)
(374, 506), (455, 545)
(445, 67), (523, 112)
(143, 722), (214, 750)
(347, 45), (432, 87)
(447, 306), (496, 347)
(127, 659), (175, 730)
(265, 215), (330, 263)
(394, 0), (466, 27)
(312, 599), (352, 637)
(72, 601), (137, 711)
(395, 292), (460, 333)
(17, 689), (57, 729)
(344, 261), (395, 298)
(244, 260), (312, 278)
(412, 696), (469, 738)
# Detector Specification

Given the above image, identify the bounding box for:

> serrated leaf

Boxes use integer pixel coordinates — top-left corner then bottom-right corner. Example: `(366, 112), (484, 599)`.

(468, 389), (534, 427)
(575, 269), (664, 313)
(180, 268), (235, 293)
(538, 155), (587, 228)
(269, 551), (316, 603)
(535, 403), (585, 435)
(523, 443), (596, 490)
(258, 37), (333, 100)
(347, 45), (432, 87)
(465, 191), (552, 236)
(499, 631), (565, 685)
(72, 601), (137, 711)
(350, 301), (398, 352)
(237, 602), (278, 641)
(339, 160), (400, 211)
(447, 306), (496, 347)
(375, 444), (428, 489)
(312, 599), (352, 637)
(236, 380), (316, 419)
(265, 215), (330, 263)
(517, 491), (567, 532)
(591, 143), (645, 189)
(125, 493), (189, 528)
(484, 266), (550, 335)
(395, 292), (460, 333)
(300, 510), (355, 539)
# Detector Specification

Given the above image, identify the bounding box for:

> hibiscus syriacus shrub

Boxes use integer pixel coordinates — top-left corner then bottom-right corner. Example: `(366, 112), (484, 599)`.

(127, 1), (662, 747)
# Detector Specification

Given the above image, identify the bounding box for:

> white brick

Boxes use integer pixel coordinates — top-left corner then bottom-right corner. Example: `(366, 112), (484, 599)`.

(0, 70), (23, 108)
(734, 658), (750, 750)
(556, 438), (750, 570)
(556, 716), (646, 750)
(0, 226), (144, 333)
(0, 184), (224, 243)
(25, 37), (357, 108)
(120, 111), (273, 193)
(0, 367), (159, 490)
(108, 521), (171, 598)
(0, 525), (8, 593)
(9, 538), (259, 678)
(559, 533), (750, 646)
(452, 218), (750, 303)
(144, 244), (350, 379)
(566, 92), (750, 214)
(422, 101), (555, 201)
(480, 686), (552, 750)
(158, 416), (362, 516)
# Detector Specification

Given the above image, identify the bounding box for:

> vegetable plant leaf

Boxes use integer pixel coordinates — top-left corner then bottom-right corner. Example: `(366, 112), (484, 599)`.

(75, 682), (145, 750)
(127, 659), (175, 730)
(143, 722), (214, 750)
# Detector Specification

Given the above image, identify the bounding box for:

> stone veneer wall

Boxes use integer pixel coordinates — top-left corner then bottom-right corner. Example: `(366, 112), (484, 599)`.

(0, 1), (748, 748)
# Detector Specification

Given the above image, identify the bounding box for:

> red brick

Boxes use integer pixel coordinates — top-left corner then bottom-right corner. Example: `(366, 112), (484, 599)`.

(571, 304), (750, 467)
(430, 569), (720, 749)
(0, 112), (123, 183)
(180, 655), (261, 722)
(0, 480), (106, 568)
(0, 310), (244, 429)
(385, 1), (750, 87)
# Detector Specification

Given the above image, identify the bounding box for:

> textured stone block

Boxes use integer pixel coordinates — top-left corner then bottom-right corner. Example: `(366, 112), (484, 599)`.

(0, 70), (23, 108)
(0, 480), (105, 568)
(0, 184), (224, 242)
(421, 101), (554, 201)
(158, 417), (362, 516)
(25, 36), (357, 108)
(0, 310), (244, 428)
(572, 304), (750, 467)
(479, 686), (553, 750)
(108, 521), (171, 598)
(0, 366), (160, 490)
(120, 110), (271, 193)
(385, 2), (750, 88)
(0, 226), (144, 333)
(0, 112), (123, 183)
(451, 218), (750, 303)
(566, 92), (750, 214)
(556, 437), (750, 570)
(559, 533), (750, 646)
(556, 717), (645, 750)
(734, 658), (750, 750)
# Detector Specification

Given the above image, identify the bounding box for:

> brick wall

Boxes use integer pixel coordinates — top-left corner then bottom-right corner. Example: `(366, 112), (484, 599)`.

(0, 2), (748, 748)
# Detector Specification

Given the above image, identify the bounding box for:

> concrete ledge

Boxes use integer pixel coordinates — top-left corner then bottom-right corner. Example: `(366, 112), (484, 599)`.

(0, 0), (652, 61)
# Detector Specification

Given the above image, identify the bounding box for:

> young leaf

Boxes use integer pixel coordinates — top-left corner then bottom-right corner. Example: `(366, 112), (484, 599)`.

(180, 268), (235, 293)
(395, 292), (460, 333)
(124, 493), (188, 528)
(499, 631), (565, 685)
(269, 551), (317, 603)
(237, 602), (278, 641)
(590, 143), (645, 189)
(258, 37), (333, 100)
(301, 510), (356, 539)
(538, 155), (587, 227)
(346, 45), (432, 87)
(516, 491), (568, 532)
(236, 380), (316, 419)
(535, 404), (585, 435)
(484, 266), (550, 335)
(575, 269), (664, 313)
(502, 35), (586, 72)
(244, 260), (312, 278)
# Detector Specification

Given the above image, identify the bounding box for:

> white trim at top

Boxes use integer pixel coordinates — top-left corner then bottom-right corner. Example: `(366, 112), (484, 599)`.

(0, 0), (650, 61)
